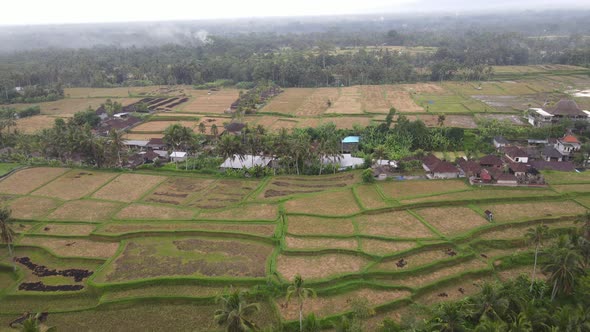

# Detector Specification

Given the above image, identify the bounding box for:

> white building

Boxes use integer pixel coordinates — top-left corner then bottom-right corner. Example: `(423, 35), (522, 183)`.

(170, 151), (187, 162)
(322, 154), (365, 171)
(220, 154), (273, 170)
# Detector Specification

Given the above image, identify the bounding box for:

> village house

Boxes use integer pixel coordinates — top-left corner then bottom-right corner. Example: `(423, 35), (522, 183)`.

(479, 154), (503, 169)
(170, 151), (188, 162)
(341, 136), (360, 153)
(503, 146), (528, 163)
(493, 136), (509, 149)
(123, 140), (149, 150)
(422, 154), (460, 179)
(554, 134), (581, 158)
(496, 173), (518, 186)
(322, 154), (365, 171)
(457, 158), (481, 177)
(526, 99), (589, 127)
(219, 154), (273, 170)
(146, 138), (166, 150)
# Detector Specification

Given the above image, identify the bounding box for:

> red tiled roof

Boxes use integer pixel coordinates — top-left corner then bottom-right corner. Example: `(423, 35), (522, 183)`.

(497, 173), (517, 182)
(562, 135), (580, 144)
(509, 162), (529, 173)
(479, 154), (503, 166)
(431, 160), (459, 174)
(504, 146), (528, 158)
(457, 159), (481, 174)
(423, 154), (442, 169)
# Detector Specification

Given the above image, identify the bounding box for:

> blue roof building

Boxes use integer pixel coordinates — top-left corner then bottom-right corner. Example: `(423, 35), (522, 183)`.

(341, 136), (360, 152)
(341, 136), (360, 144)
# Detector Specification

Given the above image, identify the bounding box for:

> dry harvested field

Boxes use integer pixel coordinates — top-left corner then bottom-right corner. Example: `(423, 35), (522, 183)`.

(284, 236), (358, 251)
(92, 174), (166, 202)
(361, 239), (416, 256)
(197, 204), (278, 221)
(260, 172), (358, 199)
(296, 88), (339, 116)
(284, 189), (361, 216)
(15, 115), (63, 133)
(414, 276), (493, 305)
(96, 221), (275, 237)
(327, 87), (362, 114)
(479, 219), (577, 240)
(552, 184), (590, 193)
(400, 188), (558, 204)
(356, 211), (436, 239)
(371, 247), (456, 271)
(276, 253), (369, 280)
(355, 185), (389, 209)
(0, 167), (68, 195)
(131, 120), (198, 132)
(260, 88), (315, 115)
(102, 284), (227, 301)
(144, 177), (215, 205)
(286, 215), (355, 236)
(65, 86), (173, 98)
(34, 224), (96, 236)
(7, 196), (61, 220)
(115, 204), (195, 220)
(392, 258), (488, 288)
(379, 179), (470, 200)
(478, 201), (587, 223)
(189, 179), (258, 209)
(18, 237), (119, 258)
(13, 98), (139, 116)
(47, 200), (122, 222)
(415, 207), (489, 236)
(321, 116), (372, 129)
(32, 170), (116, 201)
(179, 89), (239, 114)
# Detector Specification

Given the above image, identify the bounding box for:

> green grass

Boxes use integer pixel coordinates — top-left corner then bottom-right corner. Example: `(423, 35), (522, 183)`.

(543, 170), (590, 184)
(0, 163), (20, 176)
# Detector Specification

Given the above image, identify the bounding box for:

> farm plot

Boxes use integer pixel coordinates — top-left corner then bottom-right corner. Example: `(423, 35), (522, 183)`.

(32, 171), (116, 201)
(543, 170), (590, 184)
(280, 288), (411, 320)
(115, 204), (194, 220)
(355, 185), (389, 209)
(321, 116), (372, 129)
(552, 184), (590, 193)
(391, 258), (488, 288)
(98, 237), (273, 282)
(34, 224), (96, 236)
(471, 95), (540, 113)
(276, 253), (369, 280)
(379, 179), (470, 200)
(476, 113), (527, 125)
(415, 207), (489, 237)
(360, 239), (416, 256)
(102, 284), (227, 301)
(259, 173), (357, 199)
(260, 88), (315, 115)
(406, 114), (477, 128)
(478, 201), (587, 223)
(92, 174), (166, 202)
(577, 196), (590, 209)
(197, 204), (278, 221)
(179, 89), (239, 114)
(284, 236), (358, 251)
(15, 115), (64, 133)
(327, 87), (363, 114)
(414, 276), (493, 305)
(286, 215), (355, 236)
(284, 189), (361, 216)
(96, 221), (275, 237)
(18, 237), (118, 259)
(296, 88), (339, 116)
(144, 177), (215, 205)
(12, 98), (133, 116)
(359, 85), (390, 113)
(47, 200), (122, 222)
(0, 167), (68, 195)
(478, 219), (577, 240)
(130, 120), (198, 133)
(189, 179), (259, 209)
(64, 86), (168, 98)
(371, 247), (460, 272)
(7, 196), (61, 220)
(356, 211), (436, 239)
(400, 188), (558, 204)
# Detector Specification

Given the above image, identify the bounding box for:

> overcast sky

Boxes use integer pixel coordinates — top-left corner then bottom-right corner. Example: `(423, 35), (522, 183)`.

(2, 0), (589, 25)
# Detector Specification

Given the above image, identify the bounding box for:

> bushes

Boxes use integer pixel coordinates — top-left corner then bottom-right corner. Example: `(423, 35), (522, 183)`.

(362, 168), (375, 183)
(0, 105), (40, 119)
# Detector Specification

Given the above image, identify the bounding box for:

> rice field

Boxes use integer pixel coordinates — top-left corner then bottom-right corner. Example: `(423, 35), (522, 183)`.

(178, 89), (239, 114)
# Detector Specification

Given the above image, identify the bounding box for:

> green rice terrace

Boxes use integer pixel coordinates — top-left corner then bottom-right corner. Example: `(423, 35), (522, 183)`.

(0, 166), (589, 330)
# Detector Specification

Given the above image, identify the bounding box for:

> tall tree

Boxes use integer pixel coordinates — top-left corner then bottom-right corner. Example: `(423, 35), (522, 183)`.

(285, 274), (316, 332)
(0, 207), (16, 271)
(525, 224), (549, 292)
(214, 290), (260, 332)
(543, 246), (585, 300)
(108, 128), (126, 166)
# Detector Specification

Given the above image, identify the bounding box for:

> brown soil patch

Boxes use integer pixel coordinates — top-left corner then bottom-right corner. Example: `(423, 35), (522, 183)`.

(144, 177), (215, 205)
(19, 237), (118, 258)
(284, 189), (360, 216)
(123, 133), (164, 140)
(280, 288), (411, 320)
(414, 276), (492, 305)
(415, 207), (488, 236)
(92, 174), (166, 203)
(327, 87), (362, 114)
(131, 120), (198, 132)
(379, 180), (469, 200)
(285, 236), (358, 250)
(480, 201), (587, 223)
(15, 115), (64, 133)
(372, 247), (457, 271)
(296, 88), (339, 116)
(190, 180), (258, 209)
(34, 224), (96, 236)
(197, 204), (278, 221)
(321, 116), (372, 129)
(8, 196), (61, 220)
(287, 215), (355, 236)
(276, 253), (368, 280)
(102, 237), (272, 282)
(479, 219), (576, 240)
(359, 85), (390, 113)
(33, 171), (116, 200)
(260, 88), (315, 115)
(496, 266), (547, 282)
(361, 239), (416, 256)
(97, 222), (275, 237)
(47, 200), (122, 222)
(401, 188), (558, 204)
(552, 184), (590, 193)
(356, 211), (436, 239)
(355, 185), (389, 209)
(116, 204), (194, 220)
(179, 89), (239, 114)
(385, 86), (424, 113)
(387, 258), (488, 287)
(0, 167), (69, 195)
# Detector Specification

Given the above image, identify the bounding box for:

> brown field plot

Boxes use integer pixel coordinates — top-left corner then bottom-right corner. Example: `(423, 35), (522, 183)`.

(284, 189), (360, 216)
(47, 200), (122, 222)
(280, 288), (411, 320)
(295, 88), (339, 116)
(64, 86), (188, 98)
(361, 239), (416, 256)
(197, 204), (278, 221)
(276, 253), (369, 280)
(415, 207), (489, 236)
(286, 215), (355, 236)
(327, 87), (362, 114)
(0, 167), (68, 195)
(190, 179), (258, 209)
(260, 173), (357, 199)
(179, 89), (239, 114)
(8, 196), (61, 220)
(359, 85), (390, 113)
(284, 236), (358, 251)
(115, 204), (195, 220)
(33, 171), (116, 201)
(102, 284), (227, 301)
(13, 98), (139, 116)
(355, 185), (389, 209)
(577, 196), (590, 209)
(131, 120), (198, 132)
(414, 276), (492, 305)
(356, 211), (436, 239)
(96, 221), (275, 237)
(144, 177), (215, 205)
(15, 115), (63, 133)
(371, 247), (459, 271)
(379, 180), (470, 200)
(406, 115), (477, 128)
(123, 133), (164, 140)
(19, 237), (119, 258)
(99, 237), (273, 282)
(391, 258), (488, 288)
(479, 219), (577, 240)
(92, 174), (166, 203)
(34, 224), (96, 236)
(400, 188), (558, 204)
(321, 116), (372, 129)
(260, 88), (315, 115)
(552, 184), (590, 193)
(478, 201), (587, 223)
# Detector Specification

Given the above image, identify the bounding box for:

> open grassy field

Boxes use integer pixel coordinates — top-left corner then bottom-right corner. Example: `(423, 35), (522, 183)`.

(179, 89), (239, 114)
(0, 166), (588, 329)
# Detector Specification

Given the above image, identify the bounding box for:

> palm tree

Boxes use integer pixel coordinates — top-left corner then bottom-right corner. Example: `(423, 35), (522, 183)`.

(428, 300), (471, 332)
(471, 282), (509, 322)
(198, 122), (206, 134)
(525, 224), (549, 291)
(285, 274), (316, 332)
(211, 124), (219, 137)
(0, 207), (15, 271)
(542, 246), (585, 300)
(214, 290), (260, 332)
(437, 114), (446, 127)
(108, 128), (126, 166)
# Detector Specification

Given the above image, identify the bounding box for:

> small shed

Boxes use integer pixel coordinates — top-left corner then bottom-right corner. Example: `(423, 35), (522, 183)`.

(341, 136), (360, 153)
(170, 151), (187, 162)
(493, 136), (508, 149)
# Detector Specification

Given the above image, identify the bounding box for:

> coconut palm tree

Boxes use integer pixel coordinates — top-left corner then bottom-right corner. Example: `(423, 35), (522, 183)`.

(428, 300), (471, 332)
(471, 282), (509, 322)
(214, 290), (260, 332)
(542, 246), (585, 300)
(108, 128), (126, 166)
(285, 274), (316, 332)
(0, 207), (15, 271)
(525, 224), (549, 291)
